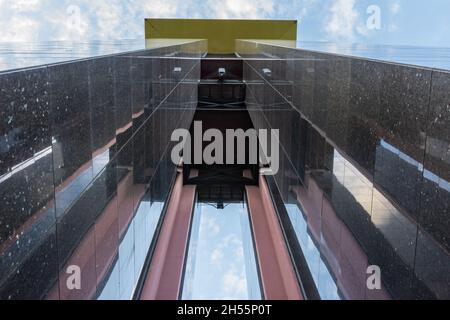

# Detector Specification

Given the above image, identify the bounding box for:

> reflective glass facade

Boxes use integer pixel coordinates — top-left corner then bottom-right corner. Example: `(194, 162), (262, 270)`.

(237, 40), (450, 299)
(1, 32), (449, 301)
(0, 40), (206, 299)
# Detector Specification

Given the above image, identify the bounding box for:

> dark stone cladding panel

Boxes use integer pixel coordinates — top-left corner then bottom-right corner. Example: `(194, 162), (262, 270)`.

(56, 158), (117, 261)
(346, 59), (383, 176)
(0, 67), (58, 300)
(378, 64), (431, 162)
(239, 41), (449, 299)
(88, 56), (116, 153)
(0, 40), (204, 299)
(243, 42), (445, 234)
(418, 70), (450, 253)
(375, 64), (432, 221)
(325, 56), (351, 155)
(292, 51), (315, 121)
(48, 60), (92, 189)
(0, 67), (54, 237)
(113, 55), (132, 133)
(0, 67), (51, 175)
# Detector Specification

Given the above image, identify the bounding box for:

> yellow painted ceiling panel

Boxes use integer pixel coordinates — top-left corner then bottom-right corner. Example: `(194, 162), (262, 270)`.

(145, 19), (297, 54)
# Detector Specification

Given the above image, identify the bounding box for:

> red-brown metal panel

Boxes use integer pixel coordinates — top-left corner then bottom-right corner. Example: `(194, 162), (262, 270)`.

(140, 173), (196, 300)
(245, 175), (303, 300)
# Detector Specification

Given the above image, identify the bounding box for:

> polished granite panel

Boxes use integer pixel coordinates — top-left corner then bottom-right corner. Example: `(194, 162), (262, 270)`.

(0, 40), (204, 299)
(56, 157), (117, 262)
(292, 54), (315, 120)
(113, 56), (132, 133)
(49, 61), (93, 191)
(270, 119), (433, 299)
(374, 65), (431, 221)
(270, 48), (294, 105)
(290, 114), (308, 183)
(0, 154), (55, 241)
(130, 56), (147, 126)
(0, 67), (51, 175)
(324, 57), (351, 152)
(311, 57), (330, 132)
(0, 67), (54, 233)
(374, 139), (425, 223)
(88, 57), (116, 155)
(0, 66), (59, 300)
(378, 65), (431, 161)
(94, 185), (119, 298)
(150, 53), (163, 110)
(345, 59), (382, 175)
(414, 229), (450, 299)
(238, 40), (449, 299)
(150, 108), (162, 164)
(133, 119), (149, 187)
(419, 70), (450, 253)
(0, 225), (59, 299)
(345, 115), (378, 176)
(158, 51), (171, 106)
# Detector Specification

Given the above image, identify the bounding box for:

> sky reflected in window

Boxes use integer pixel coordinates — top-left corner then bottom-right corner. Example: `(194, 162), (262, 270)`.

(285, 203), (341, 300)
(182, 201), (262, 300)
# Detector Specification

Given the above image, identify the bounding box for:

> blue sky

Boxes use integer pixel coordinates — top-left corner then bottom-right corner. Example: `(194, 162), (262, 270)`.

(0, 0), (449, 47)
(182, 202), (261, 300)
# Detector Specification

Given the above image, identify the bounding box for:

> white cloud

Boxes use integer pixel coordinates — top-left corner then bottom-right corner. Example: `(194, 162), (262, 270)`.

(0, 0), (280, 42)
(387, 2), (401, 34)
(235, 246), (244, 259)
(143, 0), (184, 17)
(388, 24), (398, 32)
(390, 2), (401, 15)
(211, 248), (224, 266)
(299, 0), (318, 16)
(10, 0), (42, 12)
(0, 16), (40, 42)
(222, 269), (247, 297)
(199, 214), (220, 236)
(0, 0), (44, 42)
(207, 0), (275, 19)
(33, 3), (87, 41)
(325, 0), (359, 41)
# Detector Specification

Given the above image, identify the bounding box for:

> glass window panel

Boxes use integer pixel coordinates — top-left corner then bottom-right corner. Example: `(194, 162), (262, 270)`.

(182, 201), (262, 300)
